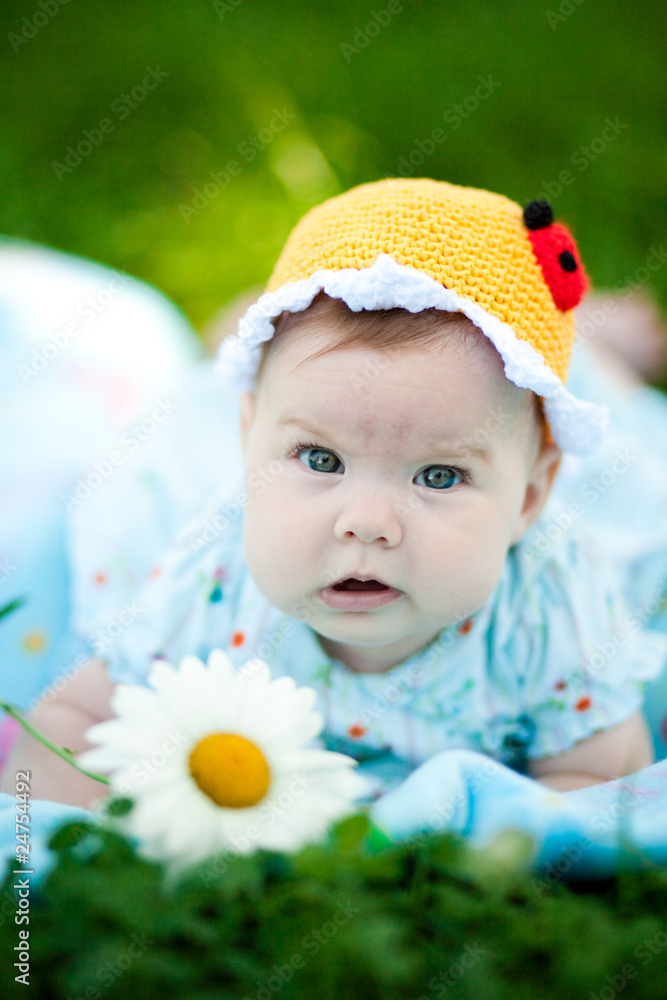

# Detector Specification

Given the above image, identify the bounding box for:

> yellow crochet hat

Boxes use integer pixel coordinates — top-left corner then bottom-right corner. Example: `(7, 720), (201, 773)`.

(219, 178), (609, 453)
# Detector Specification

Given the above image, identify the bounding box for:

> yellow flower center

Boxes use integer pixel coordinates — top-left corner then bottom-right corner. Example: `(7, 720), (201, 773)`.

(188, 733), (271, 808)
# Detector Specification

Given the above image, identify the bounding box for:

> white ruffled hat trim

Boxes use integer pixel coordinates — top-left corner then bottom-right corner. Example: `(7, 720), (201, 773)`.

(217, 253), (608, 454)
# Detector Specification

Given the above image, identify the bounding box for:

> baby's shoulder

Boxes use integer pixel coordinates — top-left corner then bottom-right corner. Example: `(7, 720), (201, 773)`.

(508, 518), (612, 603)
(490, 520), (619, 652)
(164, 485), (247, 584)
(99, 486), (251, 683)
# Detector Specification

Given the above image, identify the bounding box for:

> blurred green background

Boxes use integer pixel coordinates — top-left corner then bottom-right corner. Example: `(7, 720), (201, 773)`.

(1, 0), (665, 331)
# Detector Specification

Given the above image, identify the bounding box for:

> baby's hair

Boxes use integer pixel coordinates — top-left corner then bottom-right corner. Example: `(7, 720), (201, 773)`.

(257, 292), (547, 451)
(259, 292), (478, 379)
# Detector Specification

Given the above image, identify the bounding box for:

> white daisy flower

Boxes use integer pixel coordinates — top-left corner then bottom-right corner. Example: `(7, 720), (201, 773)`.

(80, 650), (369, 865)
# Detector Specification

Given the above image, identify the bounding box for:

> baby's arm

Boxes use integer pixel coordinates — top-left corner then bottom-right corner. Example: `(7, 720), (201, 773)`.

(529, 710), (654, 791)
(0, 660), (114, 810)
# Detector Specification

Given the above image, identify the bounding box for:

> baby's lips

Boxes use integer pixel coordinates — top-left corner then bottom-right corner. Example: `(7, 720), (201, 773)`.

(319, 581), (403, 611)
(331, 576), (391, 591)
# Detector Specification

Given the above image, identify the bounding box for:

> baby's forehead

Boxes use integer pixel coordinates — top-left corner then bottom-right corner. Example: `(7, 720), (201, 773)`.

(260, 307), (538, 443)
(265, 303), (520, 397)
(264, 297), (493, 377)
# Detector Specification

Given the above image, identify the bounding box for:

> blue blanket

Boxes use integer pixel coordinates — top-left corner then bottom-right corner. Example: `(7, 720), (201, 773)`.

(3, 752), (667, 883)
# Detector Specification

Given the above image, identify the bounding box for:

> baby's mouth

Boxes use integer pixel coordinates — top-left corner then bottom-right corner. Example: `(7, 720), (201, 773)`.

(320, 576), (403, 611)
(332, 578), (389, 592)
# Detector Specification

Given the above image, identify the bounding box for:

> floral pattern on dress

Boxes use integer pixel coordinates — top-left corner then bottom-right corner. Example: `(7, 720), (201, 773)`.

(97, 487), (667, 796)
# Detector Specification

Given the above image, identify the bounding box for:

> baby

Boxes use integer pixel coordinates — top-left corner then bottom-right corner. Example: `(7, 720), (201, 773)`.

(2, 178), (660, 808)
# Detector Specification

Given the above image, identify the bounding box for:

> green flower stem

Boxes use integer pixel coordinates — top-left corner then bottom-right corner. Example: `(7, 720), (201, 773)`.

(0, 598), (26, 622)
(0, 699), (111, 786)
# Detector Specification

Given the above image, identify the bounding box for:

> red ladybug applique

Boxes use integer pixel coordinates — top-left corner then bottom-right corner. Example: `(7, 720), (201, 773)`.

(523, 200), (588, 312)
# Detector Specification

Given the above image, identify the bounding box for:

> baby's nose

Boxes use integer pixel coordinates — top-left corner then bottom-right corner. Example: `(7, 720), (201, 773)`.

(333, 488), (402, 546)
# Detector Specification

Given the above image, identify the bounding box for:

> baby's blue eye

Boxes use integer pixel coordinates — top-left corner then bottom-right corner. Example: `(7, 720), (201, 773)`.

(414, 465), (463, 490)
(298, 448), (343, 474)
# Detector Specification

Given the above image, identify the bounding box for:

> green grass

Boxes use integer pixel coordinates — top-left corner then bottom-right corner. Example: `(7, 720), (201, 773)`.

(1, 0), (665, 336)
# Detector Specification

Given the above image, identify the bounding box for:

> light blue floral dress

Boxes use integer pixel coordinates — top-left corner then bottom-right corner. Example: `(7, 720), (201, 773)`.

(88, 478), (664, 789)
(4, 283), (667, 785)
(55, 331), (667, 793)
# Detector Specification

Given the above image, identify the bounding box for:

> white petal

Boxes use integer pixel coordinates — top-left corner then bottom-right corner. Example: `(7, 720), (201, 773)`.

(273, 748), (358, 773)
(88, 652), (363, 864)
(206, 648), (236, 682)
(234, 659), (272, 695)
(245, 708), (322, 755)
(110, 684), (171, 727)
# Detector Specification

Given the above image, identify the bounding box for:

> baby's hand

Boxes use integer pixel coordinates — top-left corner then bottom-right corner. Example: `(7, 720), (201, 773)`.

(0, 659), (114, 809)
(529, 710), (653, 791)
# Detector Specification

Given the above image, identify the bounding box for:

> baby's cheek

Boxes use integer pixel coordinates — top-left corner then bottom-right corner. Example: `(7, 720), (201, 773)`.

(430, 512), (509, 611)
(244, 498), (280, 586)
(243, 491), (305, 605)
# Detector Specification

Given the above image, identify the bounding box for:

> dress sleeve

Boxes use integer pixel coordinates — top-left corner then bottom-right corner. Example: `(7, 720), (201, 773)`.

(90, 488), (246, 686)
(501, 528), (667, 761)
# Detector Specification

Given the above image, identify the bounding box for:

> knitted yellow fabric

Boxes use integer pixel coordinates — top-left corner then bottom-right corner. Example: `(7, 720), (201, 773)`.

(268, 178), (576, 385)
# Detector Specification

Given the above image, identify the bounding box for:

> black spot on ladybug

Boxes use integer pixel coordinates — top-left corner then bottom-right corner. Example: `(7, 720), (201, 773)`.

(525, 213), (588, 311)
(558, 250), (577, 273)
(523, 200), (554, 231)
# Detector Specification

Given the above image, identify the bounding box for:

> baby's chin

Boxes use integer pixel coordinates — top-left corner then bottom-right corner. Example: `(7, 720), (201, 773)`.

(312, 617), (457, 675)
(300, 605), (451, 650)
(261, 587), (425, 645)
(248, 571), (485, 649)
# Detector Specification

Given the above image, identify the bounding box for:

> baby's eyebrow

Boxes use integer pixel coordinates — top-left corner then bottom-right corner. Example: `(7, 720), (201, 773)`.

(280, 416), (493, 464)
(436, 443), (492, 464)
(278, 415), (326, 434)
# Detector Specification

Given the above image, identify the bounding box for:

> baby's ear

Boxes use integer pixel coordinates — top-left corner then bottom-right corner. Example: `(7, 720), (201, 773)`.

(239, 391), (256, 453)
(510, 441), (562, 545)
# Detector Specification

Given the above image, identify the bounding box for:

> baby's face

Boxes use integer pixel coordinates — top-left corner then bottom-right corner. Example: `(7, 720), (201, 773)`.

(241, 319), (559, 672)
